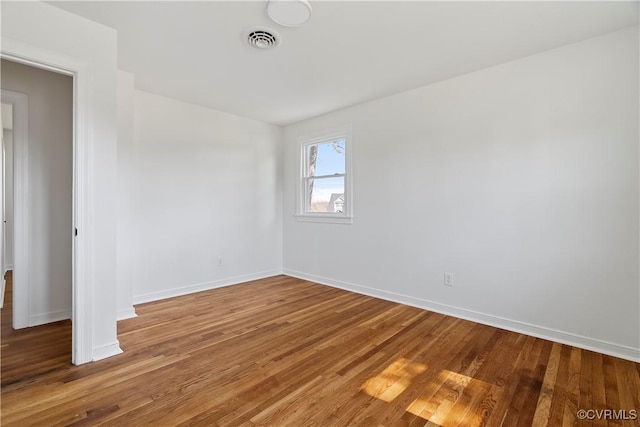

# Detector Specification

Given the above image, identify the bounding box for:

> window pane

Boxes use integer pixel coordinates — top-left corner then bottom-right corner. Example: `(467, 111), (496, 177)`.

(306, 139), (345, 177)
(307, 176), (345, 213)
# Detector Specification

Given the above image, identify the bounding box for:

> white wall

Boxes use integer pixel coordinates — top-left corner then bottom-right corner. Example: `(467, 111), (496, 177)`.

(1, 60), (73, 325)
(283, 27), (640, 361)
(3, 128), (13, 270)
(116, 70), (136, 320)
(128, 91), (283, 303)
(2, 1), (120, 362)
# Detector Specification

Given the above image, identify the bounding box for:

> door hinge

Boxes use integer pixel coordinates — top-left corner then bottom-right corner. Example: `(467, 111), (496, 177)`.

(75, 228), (78, 237)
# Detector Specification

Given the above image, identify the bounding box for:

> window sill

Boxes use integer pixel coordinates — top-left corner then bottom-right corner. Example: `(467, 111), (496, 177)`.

(294, 214), (353, 225)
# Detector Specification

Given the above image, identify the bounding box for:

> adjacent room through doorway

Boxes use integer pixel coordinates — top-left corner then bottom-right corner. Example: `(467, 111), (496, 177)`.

(0, 59), (74, 367)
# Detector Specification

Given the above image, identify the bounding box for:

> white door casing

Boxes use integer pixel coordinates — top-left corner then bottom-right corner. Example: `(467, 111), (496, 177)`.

(0, 45), (91, 364)
(0, 91), (28, 322)
(1, 106), (4, 308)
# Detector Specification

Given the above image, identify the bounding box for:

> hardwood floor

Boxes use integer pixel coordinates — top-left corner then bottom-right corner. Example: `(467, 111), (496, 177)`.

(1, 274), (639, 426)
(1, 271), (72, 387)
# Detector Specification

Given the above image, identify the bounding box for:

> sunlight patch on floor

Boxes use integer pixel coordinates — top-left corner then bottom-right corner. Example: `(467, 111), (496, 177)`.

(361, 358), (427, 402)
(406, 369), (491, 425)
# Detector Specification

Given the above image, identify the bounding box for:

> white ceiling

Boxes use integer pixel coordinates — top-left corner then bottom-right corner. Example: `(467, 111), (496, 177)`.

(50, 1), (638, 126)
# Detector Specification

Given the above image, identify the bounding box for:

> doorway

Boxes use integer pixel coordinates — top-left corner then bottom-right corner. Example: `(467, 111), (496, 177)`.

(1, 59), (74, 366)
(1, 102), (13, 308)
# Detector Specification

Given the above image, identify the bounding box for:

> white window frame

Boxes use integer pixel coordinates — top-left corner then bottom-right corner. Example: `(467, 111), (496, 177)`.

(296, 125), (353, 224)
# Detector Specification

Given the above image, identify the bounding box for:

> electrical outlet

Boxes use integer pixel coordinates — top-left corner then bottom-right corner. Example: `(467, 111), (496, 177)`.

(217, 257), (223, 266)
(444, 272), (453, 287)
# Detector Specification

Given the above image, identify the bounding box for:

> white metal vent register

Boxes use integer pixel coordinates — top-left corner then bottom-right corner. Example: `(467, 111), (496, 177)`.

(246, 29), (280, 49)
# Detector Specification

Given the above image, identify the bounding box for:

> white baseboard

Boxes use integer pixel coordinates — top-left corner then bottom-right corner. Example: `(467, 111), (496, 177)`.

(92, 341), (123, 362)
(132, 269), (283, 305)
(28, 309), (71, 327)
(117, 306), (137, 321)
(4, 264), (13, 271)
(283, 268), (640, 363)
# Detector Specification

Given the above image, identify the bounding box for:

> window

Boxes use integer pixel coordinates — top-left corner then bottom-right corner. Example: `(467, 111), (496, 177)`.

(297, 126), (352, 224)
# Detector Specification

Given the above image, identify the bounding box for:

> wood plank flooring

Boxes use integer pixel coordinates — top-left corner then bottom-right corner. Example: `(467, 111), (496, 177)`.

(1, 271), (72, 386)
(1, 273), (639, 426)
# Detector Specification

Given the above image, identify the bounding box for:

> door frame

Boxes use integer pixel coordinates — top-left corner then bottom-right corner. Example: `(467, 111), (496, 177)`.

(1, 46), (92, 365)
(0, 90), (28, 324)
(0, 103), (6, 308)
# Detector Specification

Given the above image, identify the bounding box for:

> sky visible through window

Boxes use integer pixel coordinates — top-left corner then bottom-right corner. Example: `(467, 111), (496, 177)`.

(308, 139), (345, 209)
(314, 139), (345, 176)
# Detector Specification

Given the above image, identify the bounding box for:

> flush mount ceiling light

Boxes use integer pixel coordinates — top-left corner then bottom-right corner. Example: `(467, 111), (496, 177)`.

(245, 27), (281, 49)
(267, 0), (312, 27)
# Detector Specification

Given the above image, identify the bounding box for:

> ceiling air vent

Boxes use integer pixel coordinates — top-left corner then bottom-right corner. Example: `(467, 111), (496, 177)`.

(246, 28), (280, 50)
